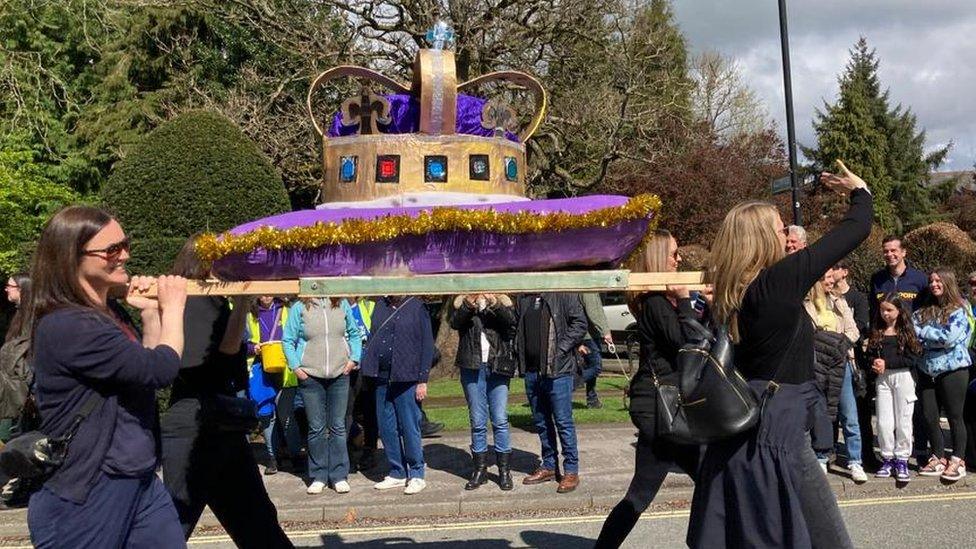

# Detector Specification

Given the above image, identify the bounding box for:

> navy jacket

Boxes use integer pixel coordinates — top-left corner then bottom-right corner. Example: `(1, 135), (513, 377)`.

(360, 297), (434, 383)
(33, 306), (180, 504)
(870, 264), (928, 313)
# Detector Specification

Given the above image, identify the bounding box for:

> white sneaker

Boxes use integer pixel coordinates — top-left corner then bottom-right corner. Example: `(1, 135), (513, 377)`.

(333, 480), (351, 494)
(819, 461), (828, 474)
(374, 476), (407, 490)
(849, 463), (867, 483)
(306, 480), (326, 495)
(404, 478), (427, 495)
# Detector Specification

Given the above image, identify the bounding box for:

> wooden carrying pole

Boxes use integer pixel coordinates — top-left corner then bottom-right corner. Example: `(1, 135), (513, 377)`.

(133, 270), (705, 298)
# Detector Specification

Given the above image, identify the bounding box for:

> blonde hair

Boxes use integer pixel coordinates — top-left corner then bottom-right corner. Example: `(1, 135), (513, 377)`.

(708, 201), (785, 341)
(627, 229), (673, 315)
(917, 267), (965, 325)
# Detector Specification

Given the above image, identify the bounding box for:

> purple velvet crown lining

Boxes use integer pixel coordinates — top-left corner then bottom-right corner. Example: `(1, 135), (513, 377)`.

(328, 93), (520, 143)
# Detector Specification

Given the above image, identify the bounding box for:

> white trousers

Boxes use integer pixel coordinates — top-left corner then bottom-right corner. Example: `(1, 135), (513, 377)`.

(875, 369), (916, 460)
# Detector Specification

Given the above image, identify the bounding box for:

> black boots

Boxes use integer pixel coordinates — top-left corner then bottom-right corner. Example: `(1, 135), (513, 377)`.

(465, 452), (489, 490)
(497, 451), (513, 491)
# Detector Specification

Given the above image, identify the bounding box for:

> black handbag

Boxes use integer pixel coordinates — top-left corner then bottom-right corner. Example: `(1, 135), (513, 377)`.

(199, 394), (260, 433)
(652, 318), (802, 445)
(0, 391), (103, 480)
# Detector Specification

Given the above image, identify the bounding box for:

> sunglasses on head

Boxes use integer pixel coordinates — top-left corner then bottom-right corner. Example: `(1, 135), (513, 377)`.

(83, 237), (131, 259)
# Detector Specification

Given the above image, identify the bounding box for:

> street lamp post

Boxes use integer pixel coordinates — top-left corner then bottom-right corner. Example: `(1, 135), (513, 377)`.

(778, 0), (801, 226)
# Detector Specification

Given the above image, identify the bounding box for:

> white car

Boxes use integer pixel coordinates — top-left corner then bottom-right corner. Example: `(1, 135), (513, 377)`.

(601, 293), (638, 354)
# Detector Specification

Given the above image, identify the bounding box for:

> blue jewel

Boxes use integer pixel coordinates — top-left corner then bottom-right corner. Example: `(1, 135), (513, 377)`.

(340, 156), (357, 182)
(505, 157), (518, 181)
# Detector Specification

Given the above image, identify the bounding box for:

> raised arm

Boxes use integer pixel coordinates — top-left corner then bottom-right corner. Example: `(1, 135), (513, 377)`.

(766, 165), (873, 301)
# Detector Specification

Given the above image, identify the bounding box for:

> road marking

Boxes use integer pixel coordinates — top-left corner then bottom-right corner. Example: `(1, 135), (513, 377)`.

(176, 490), (976, 545)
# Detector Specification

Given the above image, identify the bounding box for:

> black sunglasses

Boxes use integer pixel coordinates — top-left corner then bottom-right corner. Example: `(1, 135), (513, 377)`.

(84, 237), (131, 258)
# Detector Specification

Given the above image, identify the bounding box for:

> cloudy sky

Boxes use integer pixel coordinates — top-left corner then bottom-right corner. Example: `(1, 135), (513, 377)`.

(672, 0), (976, 171)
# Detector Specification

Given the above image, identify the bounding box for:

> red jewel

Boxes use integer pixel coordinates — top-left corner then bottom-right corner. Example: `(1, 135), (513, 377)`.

(378, 158), (397, 178)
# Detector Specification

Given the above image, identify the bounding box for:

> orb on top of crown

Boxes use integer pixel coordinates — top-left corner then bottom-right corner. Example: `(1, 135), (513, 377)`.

(306, 24), (546, 205)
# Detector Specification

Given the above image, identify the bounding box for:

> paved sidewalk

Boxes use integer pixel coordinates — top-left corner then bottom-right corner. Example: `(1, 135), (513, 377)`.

(0, 423), (974, 541)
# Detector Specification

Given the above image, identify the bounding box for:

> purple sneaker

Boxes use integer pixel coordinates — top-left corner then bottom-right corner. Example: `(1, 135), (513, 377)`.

(875, 459), (894, 478)
(894, 459), (911, 482)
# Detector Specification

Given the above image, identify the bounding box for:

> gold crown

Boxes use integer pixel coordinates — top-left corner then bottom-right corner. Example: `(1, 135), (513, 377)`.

(307, 36), (546, 204)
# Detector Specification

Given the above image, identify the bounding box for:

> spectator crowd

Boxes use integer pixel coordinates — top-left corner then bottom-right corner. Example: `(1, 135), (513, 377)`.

(3, 165), (976, 548)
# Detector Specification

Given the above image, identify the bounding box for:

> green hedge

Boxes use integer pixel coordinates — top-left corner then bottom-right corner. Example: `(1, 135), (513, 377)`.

(102, 110), (290, 274)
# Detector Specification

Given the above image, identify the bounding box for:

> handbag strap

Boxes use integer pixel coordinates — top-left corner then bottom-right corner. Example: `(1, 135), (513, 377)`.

(763, 315), (805, 395)
(372, 297), (414, 338)
(59, 391), (105, 445)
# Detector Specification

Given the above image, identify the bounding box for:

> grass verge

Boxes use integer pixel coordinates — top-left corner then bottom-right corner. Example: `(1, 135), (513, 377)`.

(424, 374), (632, 432)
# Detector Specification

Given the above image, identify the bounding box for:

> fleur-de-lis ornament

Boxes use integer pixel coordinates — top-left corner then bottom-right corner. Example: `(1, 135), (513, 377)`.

(340, 90), (392, 135)
(481, 99), (518, 135)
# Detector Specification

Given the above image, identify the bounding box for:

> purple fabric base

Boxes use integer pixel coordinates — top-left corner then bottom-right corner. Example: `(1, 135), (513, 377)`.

(212, 196), (652, 280)
(328, 93), (520, 143)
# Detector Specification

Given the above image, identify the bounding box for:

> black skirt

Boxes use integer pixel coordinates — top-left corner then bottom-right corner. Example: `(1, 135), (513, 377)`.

(687, 381), (822, 549)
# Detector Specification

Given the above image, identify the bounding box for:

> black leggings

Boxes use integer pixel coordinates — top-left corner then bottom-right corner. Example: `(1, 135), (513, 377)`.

(919, 368), (969, 460)
(594, 413), (700, 548)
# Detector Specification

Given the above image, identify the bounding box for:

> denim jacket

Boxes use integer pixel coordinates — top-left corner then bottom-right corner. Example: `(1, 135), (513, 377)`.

(913, 307), (973, 377)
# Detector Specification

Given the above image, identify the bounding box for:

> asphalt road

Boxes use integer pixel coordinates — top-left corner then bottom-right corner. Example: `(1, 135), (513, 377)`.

(183, 490), (976, 548)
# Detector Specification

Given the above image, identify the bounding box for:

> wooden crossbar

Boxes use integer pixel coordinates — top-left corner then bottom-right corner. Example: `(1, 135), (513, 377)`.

(131, 270), (706, 298)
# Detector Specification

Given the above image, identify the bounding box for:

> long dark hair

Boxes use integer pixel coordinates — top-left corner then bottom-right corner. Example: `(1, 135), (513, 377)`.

(27, 206), (115, 336)
(868, 292), (922, 356)
(916, 267), (966, 326)
(5, 272), (31, 342)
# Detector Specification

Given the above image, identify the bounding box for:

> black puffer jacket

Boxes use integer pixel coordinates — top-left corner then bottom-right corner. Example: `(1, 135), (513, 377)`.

(812, 328), (850, 423)
(450, 295), (518, 376)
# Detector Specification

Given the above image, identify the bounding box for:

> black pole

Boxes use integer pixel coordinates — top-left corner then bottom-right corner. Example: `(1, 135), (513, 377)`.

(778, 0), (801, 226)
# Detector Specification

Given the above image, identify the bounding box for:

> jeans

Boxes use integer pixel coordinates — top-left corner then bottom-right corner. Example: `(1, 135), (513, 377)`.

(299, 374), (350, 484)
(275, 387), (305, 458)
(524, 371), (579, 474)
(838, 363), (863, 465)
(817, 363), (863, 465)
(460, 364), (511, 454)
(376, 381), (425, 479)
(581, 338), (603, 402)
(260, 415), (277, 458)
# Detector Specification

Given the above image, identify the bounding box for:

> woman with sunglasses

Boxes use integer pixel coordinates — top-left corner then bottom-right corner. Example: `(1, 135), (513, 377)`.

(25, 206), (188, 548)
(0, 272), (33, 443)
(595, 229), (707, 548)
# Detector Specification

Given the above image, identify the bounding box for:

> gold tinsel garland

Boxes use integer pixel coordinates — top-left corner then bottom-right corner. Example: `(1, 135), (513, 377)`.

(195, 194), (662, 262)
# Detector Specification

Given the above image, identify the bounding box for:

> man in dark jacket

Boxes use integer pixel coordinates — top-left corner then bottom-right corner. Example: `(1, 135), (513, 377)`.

(869, 235), (928, 314)
(516, 292), (588, 493)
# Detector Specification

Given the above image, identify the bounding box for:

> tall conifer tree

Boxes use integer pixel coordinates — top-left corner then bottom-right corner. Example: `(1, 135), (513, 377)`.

(803, 37), (948, 233)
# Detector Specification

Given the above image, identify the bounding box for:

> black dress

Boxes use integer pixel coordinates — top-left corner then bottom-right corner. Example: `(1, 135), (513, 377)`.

(160, 297), (293, 548)
(687, 188), (872, 548)
(594, 295), (705, 548)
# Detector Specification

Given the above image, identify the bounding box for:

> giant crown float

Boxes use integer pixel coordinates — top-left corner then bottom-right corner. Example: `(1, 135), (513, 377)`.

(201, 24), (660, 280)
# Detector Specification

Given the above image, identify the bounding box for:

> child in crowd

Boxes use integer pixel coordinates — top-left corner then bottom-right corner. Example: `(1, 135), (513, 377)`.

(867, 293), (921, 482)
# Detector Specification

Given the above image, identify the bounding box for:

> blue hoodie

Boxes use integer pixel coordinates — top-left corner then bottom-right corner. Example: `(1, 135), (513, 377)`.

(913, 306), (973, 377)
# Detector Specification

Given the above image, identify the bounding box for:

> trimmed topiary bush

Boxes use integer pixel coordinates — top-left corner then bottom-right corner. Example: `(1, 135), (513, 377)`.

(903, 222), (976, 279)
(102, 110), (290, 275)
